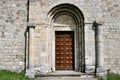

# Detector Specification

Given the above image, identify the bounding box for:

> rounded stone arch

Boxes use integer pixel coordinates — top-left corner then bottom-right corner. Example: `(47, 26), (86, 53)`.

(47, 3), (85, 72)
(47, 3), (84, 25)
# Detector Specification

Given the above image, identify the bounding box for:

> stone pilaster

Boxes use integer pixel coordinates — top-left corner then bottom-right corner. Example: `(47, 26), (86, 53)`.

(28, 22), (35, 68)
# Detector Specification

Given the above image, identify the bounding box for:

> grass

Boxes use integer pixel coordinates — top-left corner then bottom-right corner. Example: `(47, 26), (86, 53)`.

(98, 77), (103, 80)
(1, 69), (120, 80)
(107, 73), (120, 80)
(0, 70), (35, 80)
(98, 73), (120, 80)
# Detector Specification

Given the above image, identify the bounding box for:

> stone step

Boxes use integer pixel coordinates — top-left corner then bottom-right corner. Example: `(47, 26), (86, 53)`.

(35, 71), (95, 77)
(36, 71), (97, 80)
(36, 76), (97, 80)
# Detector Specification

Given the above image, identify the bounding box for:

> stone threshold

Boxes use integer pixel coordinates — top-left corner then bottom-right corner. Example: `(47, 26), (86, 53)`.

(35, 71), (95, 77)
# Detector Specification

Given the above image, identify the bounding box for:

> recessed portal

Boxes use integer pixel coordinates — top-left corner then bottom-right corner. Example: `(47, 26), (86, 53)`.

(48, 3), (85, 72)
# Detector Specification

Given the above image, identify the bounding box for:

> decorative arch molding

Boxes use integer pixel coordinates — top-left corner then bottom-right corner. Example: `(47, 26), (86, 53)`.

(47, 3), (85, 72)
(48, 3), (84, 25)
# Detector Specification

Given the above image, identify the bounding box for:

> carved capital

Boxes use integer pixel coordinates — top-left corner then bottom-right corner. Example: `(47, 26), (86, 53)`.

(27, 22), (36, 28)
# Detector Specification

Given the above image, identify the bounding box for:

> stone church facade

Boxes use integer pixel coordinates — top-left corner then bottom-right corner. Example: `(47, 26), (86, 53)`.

(0, 0), (120, 77)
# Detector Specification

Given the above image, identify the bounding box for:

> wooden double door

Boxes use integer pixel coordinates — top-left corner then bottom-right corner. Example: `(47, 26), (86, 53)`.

(55, 31), (74, 70)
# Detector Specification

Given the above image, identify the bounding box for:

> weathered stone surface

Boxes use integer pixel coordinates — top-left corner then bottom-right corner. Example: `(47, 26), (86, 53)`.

(36, 77), (97, 80)
(0, 0), (120, 77)
(26, 65), (50, 78)
(0, 0), (27, 71)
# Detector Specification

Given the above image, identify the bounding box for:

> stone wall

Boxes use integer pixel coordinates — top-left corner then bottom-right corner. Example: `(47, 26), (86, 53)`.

(0, 0), (120, 74)
(102, 0), (120, 70)
(27, 0), (120, 73)
(0, 0), (27, 71)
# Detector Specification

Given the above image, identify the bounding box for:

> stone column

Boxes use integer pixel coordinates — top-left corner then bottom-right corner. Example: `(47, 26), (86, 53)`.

(97, 26), (106, 77)
(97, 26), (102, 67)
(26, 23), (35, 78)
(29, 27), (34, 68)
(25, 30), (29, 69)
(28, 23), (35, 69)
(93, 21), (105, 76)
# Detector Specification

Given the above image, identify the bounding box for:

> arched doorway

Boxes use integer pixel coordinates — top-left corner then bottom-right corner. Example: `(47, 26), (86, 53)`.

(47, 3), (85, 72)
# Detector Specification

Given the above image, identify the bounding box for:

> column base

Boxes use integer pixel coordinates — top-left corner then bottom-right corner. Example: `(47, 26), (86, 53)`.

(96, 67), (107, 79)
(85, 65), (95, 73)
(26, 65), (50, 78)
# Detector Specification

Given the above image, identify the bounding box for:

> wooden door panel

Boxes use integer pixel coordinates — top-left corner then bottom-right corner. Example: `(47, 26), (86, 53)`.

(55, 31), (74, 70)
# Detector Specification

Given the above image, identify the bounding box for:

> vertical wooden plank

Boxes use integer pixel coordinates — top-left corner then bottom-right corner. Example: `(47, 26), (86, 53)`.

(55, 31), (74, 70)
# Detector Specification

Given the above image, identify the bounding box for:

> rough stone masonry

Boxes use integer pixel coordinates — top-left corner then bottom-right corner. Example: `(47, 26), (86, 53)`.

(0, 0), (120, 77)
